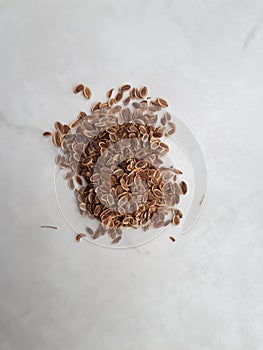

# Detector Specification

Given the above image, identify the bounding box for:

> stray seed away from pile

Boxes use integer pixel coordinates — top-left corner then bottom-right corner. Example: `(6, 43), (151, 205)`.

(170, 236), (176, 242)
(76, 233), (86, 242)
(45, 83), (187, 244)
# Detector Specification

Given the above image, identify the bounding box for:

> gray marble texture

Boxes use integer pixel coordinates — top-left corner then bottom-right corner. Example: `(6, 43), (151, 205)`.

(0, 0), (263, 349)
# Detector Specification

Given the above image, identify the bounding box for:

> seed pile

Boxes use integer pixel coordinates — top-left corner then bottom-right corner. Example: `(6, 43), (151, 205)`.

(44, 84), (187, 244)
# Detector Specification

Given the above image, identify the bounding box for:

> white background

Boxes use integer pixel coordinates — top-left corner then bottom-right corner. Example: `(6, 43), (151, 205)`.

(0, 0), (263, 349)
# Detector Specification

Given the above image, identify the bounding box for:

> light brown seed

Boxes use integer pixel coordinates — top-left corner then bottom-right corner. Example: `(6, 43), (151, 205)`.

(43, 131), (52, 137)
(55, 121), (65, 134)
(73, 84), (84, 93)
(108, 98), (115, 106)
(156, 98), (169, 108)
(52, 132), (61, 147)
(120, 84), (131, 91)
(107, 88), (114, 99)
(83, 86), (92, 99)
(134, 88), (140, 98)
(172, 214), (180, 226)
(76, 233), (86, 242)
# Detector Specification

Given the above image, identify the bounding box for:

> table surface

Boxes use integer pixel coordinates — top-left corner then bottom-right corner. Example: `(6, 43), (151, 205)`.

(0, 1), (263, 349)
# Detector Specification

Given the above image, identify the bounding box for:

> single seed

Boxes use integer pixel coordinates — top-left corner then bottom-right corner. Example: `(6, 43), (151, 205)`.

(73, 84), (84, 93)
(41, 225), (58, 230)
(107, 88), (114, 99)
(91, 102), (101, 112)
(120, 84), (131, 91)
(170, 236), (176, 242)
(180, 181), (188, 195)
(76, 233), (86, 242)
(140, 86), (148, 99)
(156, 98), (169, 108)
(83, 86), (92, 99)
(43, 131), (52, 137)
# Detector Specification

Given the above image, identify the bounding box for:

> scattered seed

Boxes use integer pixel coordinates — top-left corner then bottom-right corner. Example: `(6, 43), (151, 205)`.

(43, 131), (52, 137)
(170, 236), (176, 242)
(76, 233), (86, 242)
(180, 181), (188, 195)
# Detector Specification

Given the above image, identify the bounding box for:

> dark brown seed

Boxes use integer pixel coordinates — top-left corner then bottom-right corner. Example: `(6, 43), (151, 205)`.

(120, 84), (131, 91)
(43, 131), (52, 137)
(73, 84), (84, 93)
(107, 88), (114, 99)
(91, 102), (101, 112)
(180, 181), (188, 195)
(115, 91), (123, 102)
(157, 98), (169, 108)
(170, 236), (176, 242)
(83, 86), (92, 99)
(75, 175), (83, 185)
(123, 97), (131, 105)
(76, 233), (86, 242)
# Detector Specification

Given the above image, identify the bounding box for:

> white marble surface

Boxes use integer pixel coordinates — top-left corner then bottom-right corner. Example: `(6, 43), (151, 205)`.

(0, 0), (263, 349)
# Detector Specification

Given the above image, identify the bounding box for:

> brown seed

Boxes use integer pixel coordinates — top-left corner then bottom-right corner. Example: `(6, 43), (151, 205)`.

(180, 181), (188, 195)
(43, 131), (52, 137)
(107, 88), (114, 99)
(73, 84), (84, 93)
(111, 236), (122, 245)
(156, 98), (169, 108)
(134, 88), (140, 98)
(52, 132), (61, 147)
(115, 91), (123, 102)
(170, 236), (176, 242)
(75, 175), (83, 185)
(68, 178), (75, 190)
(55, 121), (65, 134)
(76, 233), (86, 242)
(91, 102), (101, 112)
(140, 86), (148, 99)
(108, 98), (115, 106)
(86, 227), (94, 235)
(123, 97), (131, 105)
(83, 86), (92, 99)
(172, 214), (180, 226)
(120, 84), (131, 91)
